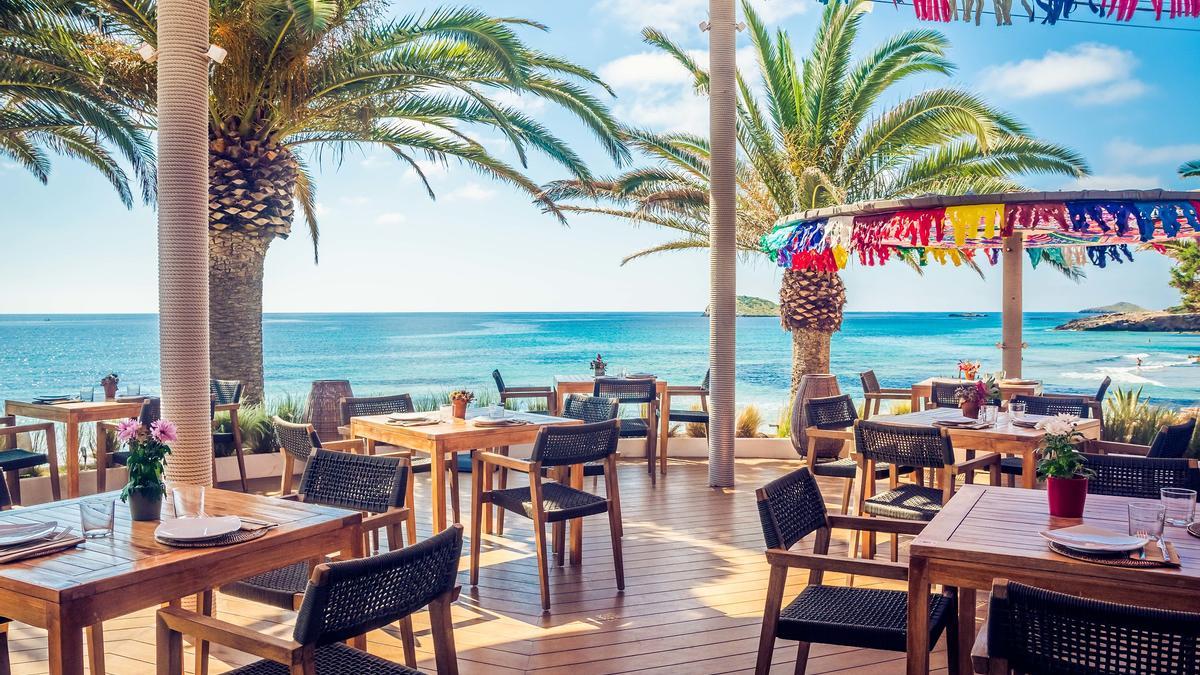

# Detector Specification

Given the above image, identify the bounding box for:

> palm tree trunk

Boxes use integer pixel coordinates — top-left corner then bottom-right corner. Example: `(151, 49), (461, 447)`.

(780, 267), (846, 396)
(790, 328), (833, 398)
(208, 229), (269, 402)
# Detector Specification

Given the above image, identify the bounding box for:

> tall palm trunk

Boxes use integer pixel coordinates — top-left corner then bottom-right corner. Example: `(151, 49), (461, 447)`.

(207, 129), (297, 402)
(780, 268), (845, 397)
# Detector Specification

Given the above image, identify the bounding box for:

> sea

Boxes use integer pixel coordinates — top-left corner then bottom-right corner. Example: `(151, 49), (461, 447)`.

(2, 313), (1197, 422)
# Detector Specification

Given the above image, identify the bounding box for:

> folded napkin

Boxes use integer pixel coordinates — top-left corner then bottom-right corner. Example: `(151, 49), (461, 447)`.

(933, 419), (991, 429)
(0, 530), (83, 564)
(239, 517), (279, 532)
(473, 418), (530, 428)
(1135, 540), (1181, 567)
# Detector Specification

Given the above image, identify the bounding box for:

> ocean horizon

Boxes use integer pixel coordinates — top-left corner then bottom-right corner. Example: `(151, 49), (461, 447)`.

(3, 312), (1197, 419)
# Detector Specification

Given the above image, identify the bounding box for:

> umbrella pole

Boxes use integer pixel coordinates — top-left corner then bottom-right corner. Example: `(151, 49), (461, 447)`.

(707, 0), (736, 488)
(1001, 234), (1023, 378)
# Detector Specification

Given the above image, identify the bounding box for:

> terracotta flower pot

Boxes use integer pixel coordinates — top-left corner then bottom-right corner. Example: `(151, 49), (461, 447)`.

(1046, 476), (1088, 519)
(102, 382), (119, 401)
(451, 399), (468, 419)
(127, 489), (163, 521)
(960, 400), (980, 419)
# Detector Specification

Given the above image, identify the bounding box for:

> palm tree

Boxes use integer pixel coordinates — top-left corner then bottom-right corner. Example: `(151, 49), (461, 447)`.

(85, 1), (629, 400)
(1181, 160), (1200, 178)
(0, 0), (154, 207)
(546, 0), (1089, 394)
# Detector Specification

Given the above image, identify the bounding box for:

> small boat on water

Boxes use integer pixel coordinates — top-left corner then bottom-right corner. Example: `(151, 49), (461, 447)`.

(948, 312), (987, 318)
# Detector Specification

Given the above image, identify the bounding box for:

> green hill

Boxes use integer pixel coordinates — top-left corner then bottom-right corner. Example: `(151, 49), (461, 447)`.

(705, 295), (779, 317)
(1080, 302), (1148, 314)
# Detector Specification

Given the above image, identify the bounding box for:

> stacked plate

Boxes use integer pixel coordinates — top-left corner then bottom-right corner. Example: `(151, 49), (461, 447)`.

(1040, 524), (1146, 554)
(386, 412), (440, 427)
(155, 516), (242, 544)
(32, 394), (77, 404)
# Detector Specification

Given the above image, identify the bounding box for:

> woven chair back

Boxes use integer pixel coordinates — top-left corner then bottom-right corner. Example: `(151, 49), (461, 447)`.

(930, 381), (962, 408)
(1095, 375), (1113, 403)
(593, 377), (657, 404)
(805, 395), (858, 430)
(272, 416), (320, 462)
(756, 468), (828, 551)
(1084, 454), (1200, 499)
(854, 420), (953, 469)
(299, 449), (407, 513)
(562, 394), (619, 423)
(1012, 395), (1089, 418)
(210, 379), (243, 405)
(531, 420), (620, 467)
(339, 394), (415, 425)
(492, 369), (506, 393)
(1147, 417), (1197, 459)
(293, 525), (462, 647)
(860, 370), (881, 395)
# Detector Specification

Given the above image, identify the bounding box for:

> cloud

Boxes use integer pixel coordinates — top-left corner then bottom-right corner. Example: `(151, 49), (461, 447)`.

(446, 183), (496, 201)
(1066, 173), (1163, 190)
(374, 212), (406, 225)
(596, 0), (808, 33)
(979, 43), (1148, 103)
(492, 89), (547, 115)
(1107, 139), (1200, 167)
(314, 202), (331, 217)
(338, 195), (370, 206)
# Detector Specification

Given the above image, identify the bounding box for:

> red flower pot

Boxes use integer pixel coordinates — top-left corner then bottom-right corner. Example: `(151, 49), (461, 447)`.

(960, 401), (980, 419)
(451, 399), (468, 420)
(1047, 476), (1088, 519)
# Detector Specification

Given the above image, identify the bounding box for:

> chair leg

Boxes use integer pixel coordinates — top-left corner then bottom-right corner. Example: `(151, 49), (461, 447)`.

(95, 430), (109, 493)
(0, 622), (9, 675)
(755, 565), (786, 675)
(428, 594), (460, 675)
(495, 455), (509, 536)
(448, 457), (461, 524)
(793, 643), (811, 675)
(4, 472), (19, 506)
(233, 445), (249, 493)
(405, 467), (418, 545)
(193, 591), (213, 675)
(839, 478), (852, 515)
(533, 517), (551, 612)
(552, 521), (565, 567)
(469, 459), (484, 587)
(608, 506), (624, 591)
(399, 615), (418, 668)
(230, 410), (248, 492)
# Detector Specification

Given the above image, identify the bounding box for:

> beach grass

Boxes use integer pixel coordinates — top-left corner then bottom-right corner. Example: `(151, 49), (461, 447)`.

(1103, 387), (1200, 456)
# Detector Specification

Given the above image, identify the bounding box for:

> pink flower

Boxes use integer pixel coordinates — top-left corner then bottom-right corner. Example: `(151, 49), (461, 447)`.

(150, 419), (177, 444)
(116, 418), (142, 444)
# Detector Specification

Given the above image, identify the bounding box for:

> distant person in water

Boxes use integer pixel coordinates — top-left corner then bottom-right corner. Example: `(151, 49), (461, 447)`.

(1136, 357), (1144, 369)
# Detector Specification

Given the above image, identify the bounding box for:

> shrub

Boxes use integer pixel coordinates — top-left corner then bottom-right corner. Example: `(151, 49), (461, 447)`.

(736, 405), (763, 438)
(1103, 387), (1177, 445)
(686, 404), (708, 438)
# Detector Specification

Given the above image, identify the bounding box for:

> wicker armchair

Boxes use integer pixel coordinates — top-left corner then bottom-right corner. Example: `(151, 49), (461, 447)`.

(470, 420), (623, 611)
(338, 394), (461, 541)
(160, 525), (463, 675)
(594, 377), (661, 482)
(802, 395), (915, 515)
(753, 467), (958, 675)
(667, 369), (709, 429)
(854, 420), (999, 561)
(1042, 376), (1112, 424)
(493, 369), (555, 415)
(272, 417), (366, 495)
(859, 370), (911, 419)
(0, 416), (52, 504)
(929, 381), (964, 409)
(972, 578), (1200, 675)
(996, 395), (1092, 484)
(209, 379), (250, 491)
(1088, 416), (1196, 459)
(1082, 454), (1200, 499)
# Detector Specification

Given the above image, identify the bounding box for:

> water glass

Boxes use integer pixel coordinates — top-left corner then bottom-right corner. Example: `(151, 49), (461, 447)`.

(79, 499), (115, 538)
(1161, 487), (1197, 526)
(122, 384), (141, 396)
(172, 486), (206, 518)
(438, 405), (453, 422)
(78, 386), (95, 402)
(1009, 401), (1027, 419)
(982, 404), (999, 425)
(1128, 502), (1166, 540)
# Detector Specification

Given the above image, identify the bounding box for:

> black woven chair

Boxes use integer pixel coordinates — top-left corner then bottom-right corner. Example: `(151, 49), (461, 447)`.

(471, 420), (623, 611)
(929, 381), (964, 409)
(339, 394), (463, 541)
(272, 417), (366, 495)
(1082, 453), (1200, 499)
(753, 467), (958, 675)
(972, 578), (1200, 675)
(860, 370), (912, 419)
(802, 395), (915, 515)
(854, 420), (998, 561)
(493, 369), (555, 415)
(996, 395), (1093, 484)
(1089, 416), (1196, 460)
(160, 525), (463, 675)
(209, 379), (250, 491)
(0, 415), (60, 504)
(667, 369), (709, 430)
(594, 377), (661, 482)
(1043, 376), (1112, 424)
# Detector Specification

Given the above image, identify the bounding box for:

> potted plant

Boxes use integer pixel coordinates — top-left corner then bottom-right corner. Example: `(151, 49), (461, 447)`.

(449, 390), (474, 420)
(1036, 414), (1091, 518)
(100, 372), (120, 400)
(954, 377), (997, 419)
(590, 354), (607, 377)
(116, 417), (175, 521)
(957, 359), (981, 381)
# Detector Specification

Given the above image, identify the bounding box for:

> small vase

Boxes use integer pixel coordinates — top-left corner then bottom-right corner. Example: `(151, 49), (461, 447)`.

(1047, 476), (1088, 519)
(593, 366), (606, 377)
(960, 401), (980, 419)
(127, 489), (163, 521)
(451, 399), (468, 420)
(102, 383), (119, 401)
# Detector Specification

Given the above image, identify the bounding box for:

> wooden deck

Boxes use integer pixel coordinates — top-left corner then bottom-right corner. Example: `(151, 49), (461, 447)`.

(6, 459), (956, 674)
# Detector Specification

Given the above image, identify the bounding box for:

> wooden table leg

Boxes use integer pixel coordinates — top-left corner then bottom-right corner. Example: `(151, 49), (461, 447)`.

(569, 463), (583, 565)
(910, 389), (922, 412)
(1021, 448), (1037, 489)
(956, 586), (976, 675)
(482, 449), (494, 535)
(907, 555), (931, 675)
(430, 445), (448, 533)
(658, 388), (671, 475)
(48, 615), (85, 675)
(65, 420), (81, 499)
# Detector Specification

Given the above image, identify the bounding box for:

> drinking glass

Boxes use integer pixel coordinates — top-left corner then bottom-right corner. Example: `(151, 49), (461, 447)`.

(1128, 502), (1165, 540)
(172, 486), (206, 518)
(982, 404), (999, 425)
(1009, 401), (1027, 420)
(122, 384), (141, 396)
(438, 405), (453, 422)
(78, 386), (95, 402)
(1161, 487), (1197, 526)
(79, 499), (115, 538)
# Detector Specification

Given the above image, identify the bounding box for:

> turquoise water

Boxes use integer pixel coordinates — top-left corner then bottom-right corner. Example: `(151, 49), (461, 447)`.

(1, 313), (1197, 417)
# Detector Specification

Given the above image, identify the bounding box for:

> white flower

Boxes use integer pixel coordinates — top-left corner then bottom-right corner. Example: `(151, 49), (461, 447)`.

(1036, 413), (1079, 437)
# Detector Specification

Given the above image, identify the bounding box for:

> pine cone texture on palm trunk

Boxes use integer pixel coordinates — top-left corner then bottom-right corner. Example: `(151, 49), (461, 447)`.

(779, 267), (846, 333)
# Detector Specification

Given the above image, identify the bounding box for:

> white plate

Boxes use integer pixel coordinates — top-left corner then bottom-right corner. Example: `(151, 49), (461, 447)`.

(155, 516), (241, 542)
(388, 412), (435, 422)
(1040, 524), (1147, 553)
(0, 522), (58, 547)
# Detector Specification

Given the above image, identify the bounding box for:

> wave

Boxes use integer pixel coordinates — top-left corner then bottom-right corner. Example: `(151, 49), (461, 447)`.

(389, 321), (539, 340)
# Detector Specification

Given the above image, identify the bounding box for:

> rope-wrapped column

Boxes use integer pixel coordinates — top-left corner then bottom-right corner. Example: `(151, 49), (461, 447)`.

(157, 0), (213, 486)
(707, 0), (737, 487)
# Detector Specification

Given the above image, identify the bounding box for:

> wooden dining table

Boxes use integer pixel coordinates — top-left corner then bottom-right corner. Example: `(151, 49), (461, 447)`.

(906, 484), (1200, 675)
(348, 411), (581, 534)
(877, 408), (1102, 489)
(4, 399), (147, 498)
(909, 377), (1040, 411)
(554, 375), (672, 461)
(0, 486), (361, 675)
